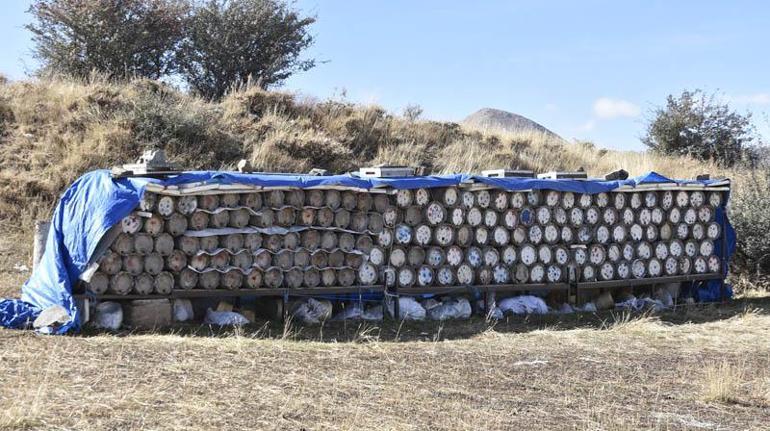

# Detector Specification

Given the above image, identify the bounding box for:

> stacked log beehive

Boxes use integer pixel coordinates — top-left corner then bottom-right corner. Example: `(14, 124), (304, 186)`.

(85, 185), (726, 295)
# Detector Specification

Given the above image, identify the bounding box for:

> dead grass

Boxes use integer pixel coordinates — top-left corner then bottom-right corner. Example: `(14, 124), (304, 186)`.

(0, 302), (768, 430)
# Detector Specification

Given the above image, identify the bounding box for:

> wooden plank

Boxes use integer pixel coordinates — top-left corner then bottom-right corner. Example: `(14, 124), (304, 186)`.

(577, 273), (721, 290)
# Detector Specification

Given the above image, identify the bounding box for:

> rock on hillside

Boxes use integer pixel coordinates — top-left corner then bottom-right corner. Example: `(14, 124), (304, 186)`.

(462, 108), (560, 138)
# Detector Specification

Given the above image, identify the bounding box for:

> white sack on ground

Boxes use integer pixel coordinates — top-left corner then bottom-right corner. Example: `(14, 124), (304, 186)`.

(386, 296), (426, 321)
(291, 298), (333, 324)
(426, 297), (472, 320)
(173, 299), (194, 322)
(498, 295), (548, 315)
(93, 301), (123, 330)
(204, 308), (249, 326)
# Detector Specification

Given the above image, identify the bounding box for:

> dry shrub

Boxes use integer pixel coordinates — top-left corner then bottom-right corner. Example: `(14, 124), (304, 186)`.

(701, 361), (745, 403)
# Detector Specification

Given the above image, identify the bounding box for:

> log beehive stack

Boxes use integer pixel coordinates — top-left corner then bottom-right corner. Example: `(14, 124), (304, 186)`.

(86, 184), (726, 295)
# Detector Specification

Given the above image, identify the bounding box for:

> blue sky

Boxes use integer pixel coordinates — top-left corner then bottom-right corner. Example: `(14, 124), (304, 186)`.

(2, 1), (769, 151)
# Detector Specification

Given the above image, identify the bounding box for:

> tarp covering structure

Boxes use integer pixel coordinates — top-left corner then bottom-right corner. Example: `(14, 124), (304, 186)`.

(0, 170), (736, 333)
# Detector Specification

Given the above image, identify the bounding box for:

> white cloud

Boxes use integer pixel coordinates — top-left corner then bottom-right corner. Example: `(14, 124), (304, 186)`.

(730, 93), (770, 105)
(593, 97), (640, 119)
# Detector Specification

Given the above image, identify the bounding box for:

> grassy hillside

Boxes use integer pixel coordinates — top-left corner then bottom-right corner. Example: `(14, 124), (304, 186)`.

(0, 75), (725, 223)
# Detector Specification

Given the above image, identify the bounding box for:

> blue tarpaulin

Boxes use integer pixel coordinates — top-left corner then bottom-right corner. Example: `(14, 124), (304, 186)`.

(0, 169), (736, 333)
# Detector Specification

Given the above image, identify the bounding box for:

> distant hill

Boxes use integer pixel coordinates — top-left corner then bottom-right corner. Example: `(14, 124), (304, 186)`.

(462, 108), (560, 138)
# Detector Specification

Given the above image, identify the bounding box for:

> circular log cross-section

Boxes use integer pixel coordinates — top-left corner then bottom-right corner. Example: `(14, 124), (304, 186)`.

(220, 233), (244, 252)
(321, 268), (336, 286)
(157, 196), (175, 217)
(176, 236), (199, 256)
(143, 214), (164, 236)
(338, 233), (356, 252)
(414, 188), (430, 207)
(210, 251), (230, 269)
(286, 190), (305, 208)
(109, 272), (133, 295)
(154, 272), (174, 294)
(320, 231), (338, 251)
(283, 232), (300, 250)
(139, 192), (157, 212)
(316, 207), (335, 228)
(221, 270), (243, 290)
(176, 268), (198, 290)
(334, 209), (351, 229)
(337, 268), (357, 287)
(198, 271), (220, 290)
(328, 250), (346, 268)
(263, 268), (284, 288)
(273, 250), (294, 270)
(165, 250), (188, 273)
(134, 273), (154, 295)
(165, 213), (188, 236)
(373, 194), (391, 213)
(112, 233), (135, 256)
(190, 254), (209, 271)
(404, 206), (423, 226)
(266, 190), (284, 208)
(198, 194), (220, 212)
(300, 208), (316, 226)
(301, 230), (321, 250)
(246, 270), (263, 289)
(199, 236), (219, 253)
(310, 251), (328, 268)
(123, 254), (144, 276)
(325, 190), (341, 210)
(134, 233), (155, 256)
(189, 212), (209, 231)
(231, 252), (253, 270)
(304, 268), (321, 287)
(144, 252), (165, 276)
(276, 207), (296, 227)
(341, 191), (357, 211)
(349, 211), (368, 232)
(87, 272), (110, 294)
(229, 209), (251, 228)
(210, 211), (230, 229)
(177, 196), (198, 215)
(294, 249), (311, 268)
(358, 263), (378, 285)
(121, 213), (142, 234)
(306, 190), (325, 207)
(244, 233), (262, 251)
(99, 250), (123, 275)
(253, 251), (272, 270)
(240, 192), (262, 210)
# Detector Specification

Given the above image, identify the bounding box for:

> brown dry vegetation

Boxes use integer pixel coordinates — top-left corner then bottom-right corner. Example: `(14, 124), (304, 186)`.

(1, 301), (769, 430)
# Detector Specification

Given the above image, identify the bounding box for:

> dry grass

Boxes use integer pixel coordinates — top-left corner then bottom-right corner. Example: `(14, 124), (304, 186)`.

(0, 301), (768, 430)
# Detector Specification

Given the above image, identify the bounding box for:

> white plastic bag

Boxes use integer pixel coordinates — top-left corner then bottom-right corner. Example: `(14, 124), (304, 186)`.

(498, 295), (549, 315)
(204, 308), (249, 326)
(173, 299), (194, 322)
(332, 302), (364, 321)
(93, 302), (123, 330)
(291, 298), (333, 324)
(426, 297), (472, 320)
(387, 297), (426, 321)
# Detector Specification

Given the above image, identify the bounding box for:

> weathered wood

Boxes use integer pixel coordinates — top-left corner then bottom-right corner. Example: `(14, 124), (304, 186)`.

(341, 191), (357, 211)
(320, 231), (338, 250)
(337, 268), (356, 286)
(338, 233), (355, 252)
(303, 268), (321, 287)
(210, 250), (230, 269)
(334, 209), (351, 229)
(221, 233), (244, 251)
(133, 233), (153, 256)
(134, 273), (155, 295)
(222, 271), (243, 290)
(231, 252), (253, 269)
(112, 233), (135, 256)
(221, 193), (240, 208)
(328, 250), (345, 267)
(310, 250), (328, 268)
(153, 232), (176, 256)
(143, 214), (164, 236)
(165, 250), (187, 272)
(321, 268), (336, 286)
(190, 254), (209, 271)
(199, 236), (219, 253)
(144, 252), (165, 275)
(99, 250), (122, 275)
(276, 207), (296, 226)
(198, 194), (221, 211)
(109, 272), (133, 295)
(154, 272), (175, 294)
(240, 192), (263, 210)
(274, 250), (294, 270)
(176, 268), (199, 290)
(198, 271), (220, 290)
(87, 271), (110, 294)
(245, 270), (263, 288)
(123, 254), (144, 276)
(264, 268), (284, 288)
